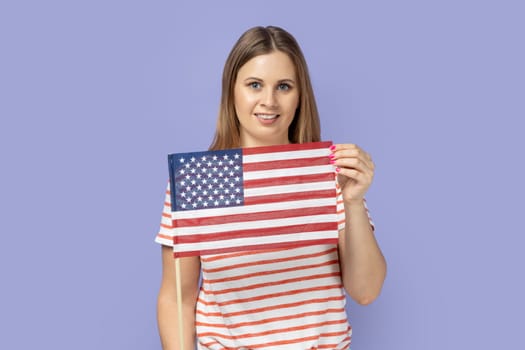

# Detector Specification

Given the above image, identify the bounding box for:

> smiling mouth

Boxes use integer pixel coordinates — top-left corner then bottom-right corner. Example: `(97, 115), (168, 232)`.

(255, 113), (279, 120)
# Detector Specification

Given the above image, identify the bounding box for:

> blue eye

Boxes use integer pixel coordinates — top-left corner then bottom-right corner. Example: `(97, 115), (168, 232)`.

(277, 83), (290, 91)
(249, 82), (261, 89)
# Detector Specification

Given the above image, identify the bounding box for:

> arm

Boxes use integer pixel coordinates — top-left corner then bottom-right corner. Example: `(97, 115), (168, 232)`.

(331, 144), (387, 305)
(157, 245), (201, 350)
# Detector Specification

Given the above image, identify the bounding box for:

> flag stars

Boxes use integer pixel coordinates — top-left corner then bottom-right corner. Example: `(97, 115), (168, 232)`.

(174, 149), (243, 211)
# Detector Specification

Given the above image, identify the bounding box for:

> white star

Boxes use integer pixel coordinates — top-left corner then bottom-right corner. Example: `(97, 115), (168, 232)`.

(234, 153), (240, 159)
(190, 157), (196, 162)
(181, 203), (186, 208)
(179, 157), (185, 163)
(179, 169), (185, 174)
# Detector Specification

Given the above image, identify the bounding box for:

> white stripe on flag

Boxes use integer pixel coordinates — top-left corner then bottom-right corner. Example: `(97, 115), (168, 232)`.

(173, 230), (337, 253)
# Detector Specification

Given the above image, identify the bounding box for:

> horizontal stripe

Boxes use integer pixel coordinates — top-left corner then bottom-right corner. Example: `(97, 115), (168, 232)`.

(202, 246), (338, 273)
(243, 156), (329, 172)
(244, 189), (335, 206)
(172, 197), (336, 220)
(244, 180), (334, 197)
(243, 172), (334, 188)
(175, 214), (336, 236)
(196, 295), (345, 318)
(201, 272), (341, 296)
(197, 318), (348, 340)
(196, 307), (345, 329)
(175, 205), (336, 227)
(175, 225), (336, 248)
(174, 239), (337, 258)
(242, 141), (331, 157)
(243, 164), (332, 181)
(201, 259), (338, 284)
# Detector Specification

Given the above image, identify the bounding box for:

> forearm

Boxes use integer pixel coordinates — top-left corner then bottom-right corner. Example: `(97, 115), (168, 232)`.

(338, 199), (386, 305)
(157, 297), (196, 350)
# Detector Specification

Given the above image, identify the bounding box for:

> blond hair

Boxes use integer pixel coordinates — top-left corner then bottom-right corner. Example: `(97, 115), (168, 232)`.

(209, 26), (321, 150)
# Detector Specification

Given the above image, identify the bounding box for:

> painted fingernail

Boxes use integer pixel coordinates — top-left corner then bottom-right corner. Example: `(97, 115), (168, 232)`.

(329, 154), (335, 159)
(330, 159), (335, 164)
(335, 167), (341, 172)
(330, 145), (336, 151)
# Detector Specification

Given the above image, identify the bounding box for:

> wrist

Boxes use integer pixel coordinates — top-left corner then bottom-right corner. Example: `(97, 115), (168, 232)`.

(344, 197), (365, 208)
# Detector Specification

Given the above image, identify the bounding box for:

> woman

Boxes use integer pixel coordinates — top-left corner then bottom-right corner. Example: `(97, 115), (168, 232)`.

(156, 25), (386, 350)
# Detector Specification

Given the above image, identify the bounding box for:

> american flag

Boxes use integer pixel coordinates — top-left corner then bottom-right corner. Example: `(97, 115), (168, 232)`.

(168, 141), (339, 257)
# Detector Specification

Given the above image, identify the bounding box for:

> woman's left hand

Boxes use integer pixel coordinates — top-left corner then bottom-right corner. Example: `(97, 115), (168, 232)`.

(330, 144), (375, 204)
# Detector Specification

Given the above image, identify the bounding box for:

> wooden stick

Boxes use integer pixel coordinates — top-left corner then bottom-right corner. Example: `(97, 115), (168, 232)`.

(175, 257), (185, 349)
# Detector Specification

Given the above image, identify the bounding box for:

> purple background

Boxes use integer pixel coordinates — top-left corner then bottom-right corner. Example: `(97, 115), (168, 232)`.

(1, 1), (524, 349)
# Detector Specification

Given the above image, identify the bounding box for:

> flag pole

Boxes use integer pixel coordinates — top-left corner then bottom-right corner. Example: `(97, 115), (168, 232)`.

(175, 257), (185, 349)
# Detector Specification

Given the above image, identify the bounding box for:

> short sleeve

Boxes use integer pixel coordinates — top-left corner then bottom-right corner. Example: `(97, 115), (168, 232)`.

(154, 182), (176, 246)
(336, 182), (375, 232)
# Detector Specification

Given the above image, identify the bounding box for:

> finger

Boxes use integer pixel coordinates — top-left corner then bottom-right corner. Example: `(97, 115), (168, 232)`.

(336, 167), (367, 184)
(332, 151), (374, 174)
(335, 159), (374, 180)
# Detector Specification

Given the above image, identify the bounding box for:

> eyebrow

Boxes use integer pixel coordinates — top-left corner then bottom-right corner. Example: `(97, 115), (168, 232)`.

(243, 77), (297, 84)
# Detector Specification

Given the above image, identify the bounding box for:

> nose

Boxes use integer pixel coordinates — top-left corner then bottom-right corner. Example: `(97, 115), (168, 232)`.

(260, 87), (277, 109)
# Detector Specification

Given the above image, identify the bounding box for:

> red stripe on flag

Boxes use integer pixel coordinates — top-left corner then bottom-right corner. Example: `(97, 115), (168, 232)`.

(175, 222), (337, 244)
(174, 239), (338, 258)
(243, 156), (329, 172)
(174, 205), (336, 227)
(244, 189), (336, 206)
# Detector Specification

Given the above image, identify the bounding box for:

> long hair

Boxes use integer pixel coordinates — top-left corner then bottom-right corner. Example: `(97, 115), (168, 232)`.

(209, 26), (321, 150)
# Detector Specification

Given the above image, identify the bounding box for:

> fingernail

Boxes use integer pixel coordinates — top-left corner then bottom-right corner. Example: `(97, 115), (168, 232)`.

(329, 154), (335, 159)
(335, 167), (341, 172)
(330, 159), (335, 164)
(330, 145), (336, 151)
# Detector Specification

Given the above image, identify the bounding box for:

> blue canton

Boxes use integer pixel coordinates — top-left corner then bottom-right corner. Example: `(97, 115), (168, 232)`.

(169, 149), (244, 211)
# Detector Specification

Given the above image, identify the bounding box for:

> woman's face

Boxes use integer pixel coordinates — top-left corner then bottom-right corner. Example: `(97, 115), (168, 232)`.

(233, 51), (300, 148)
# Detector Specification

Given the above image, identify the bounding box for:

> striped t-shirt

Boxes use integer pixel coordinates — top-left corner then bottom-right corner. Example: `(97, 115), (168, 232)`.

(156, 182), (373, 349)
